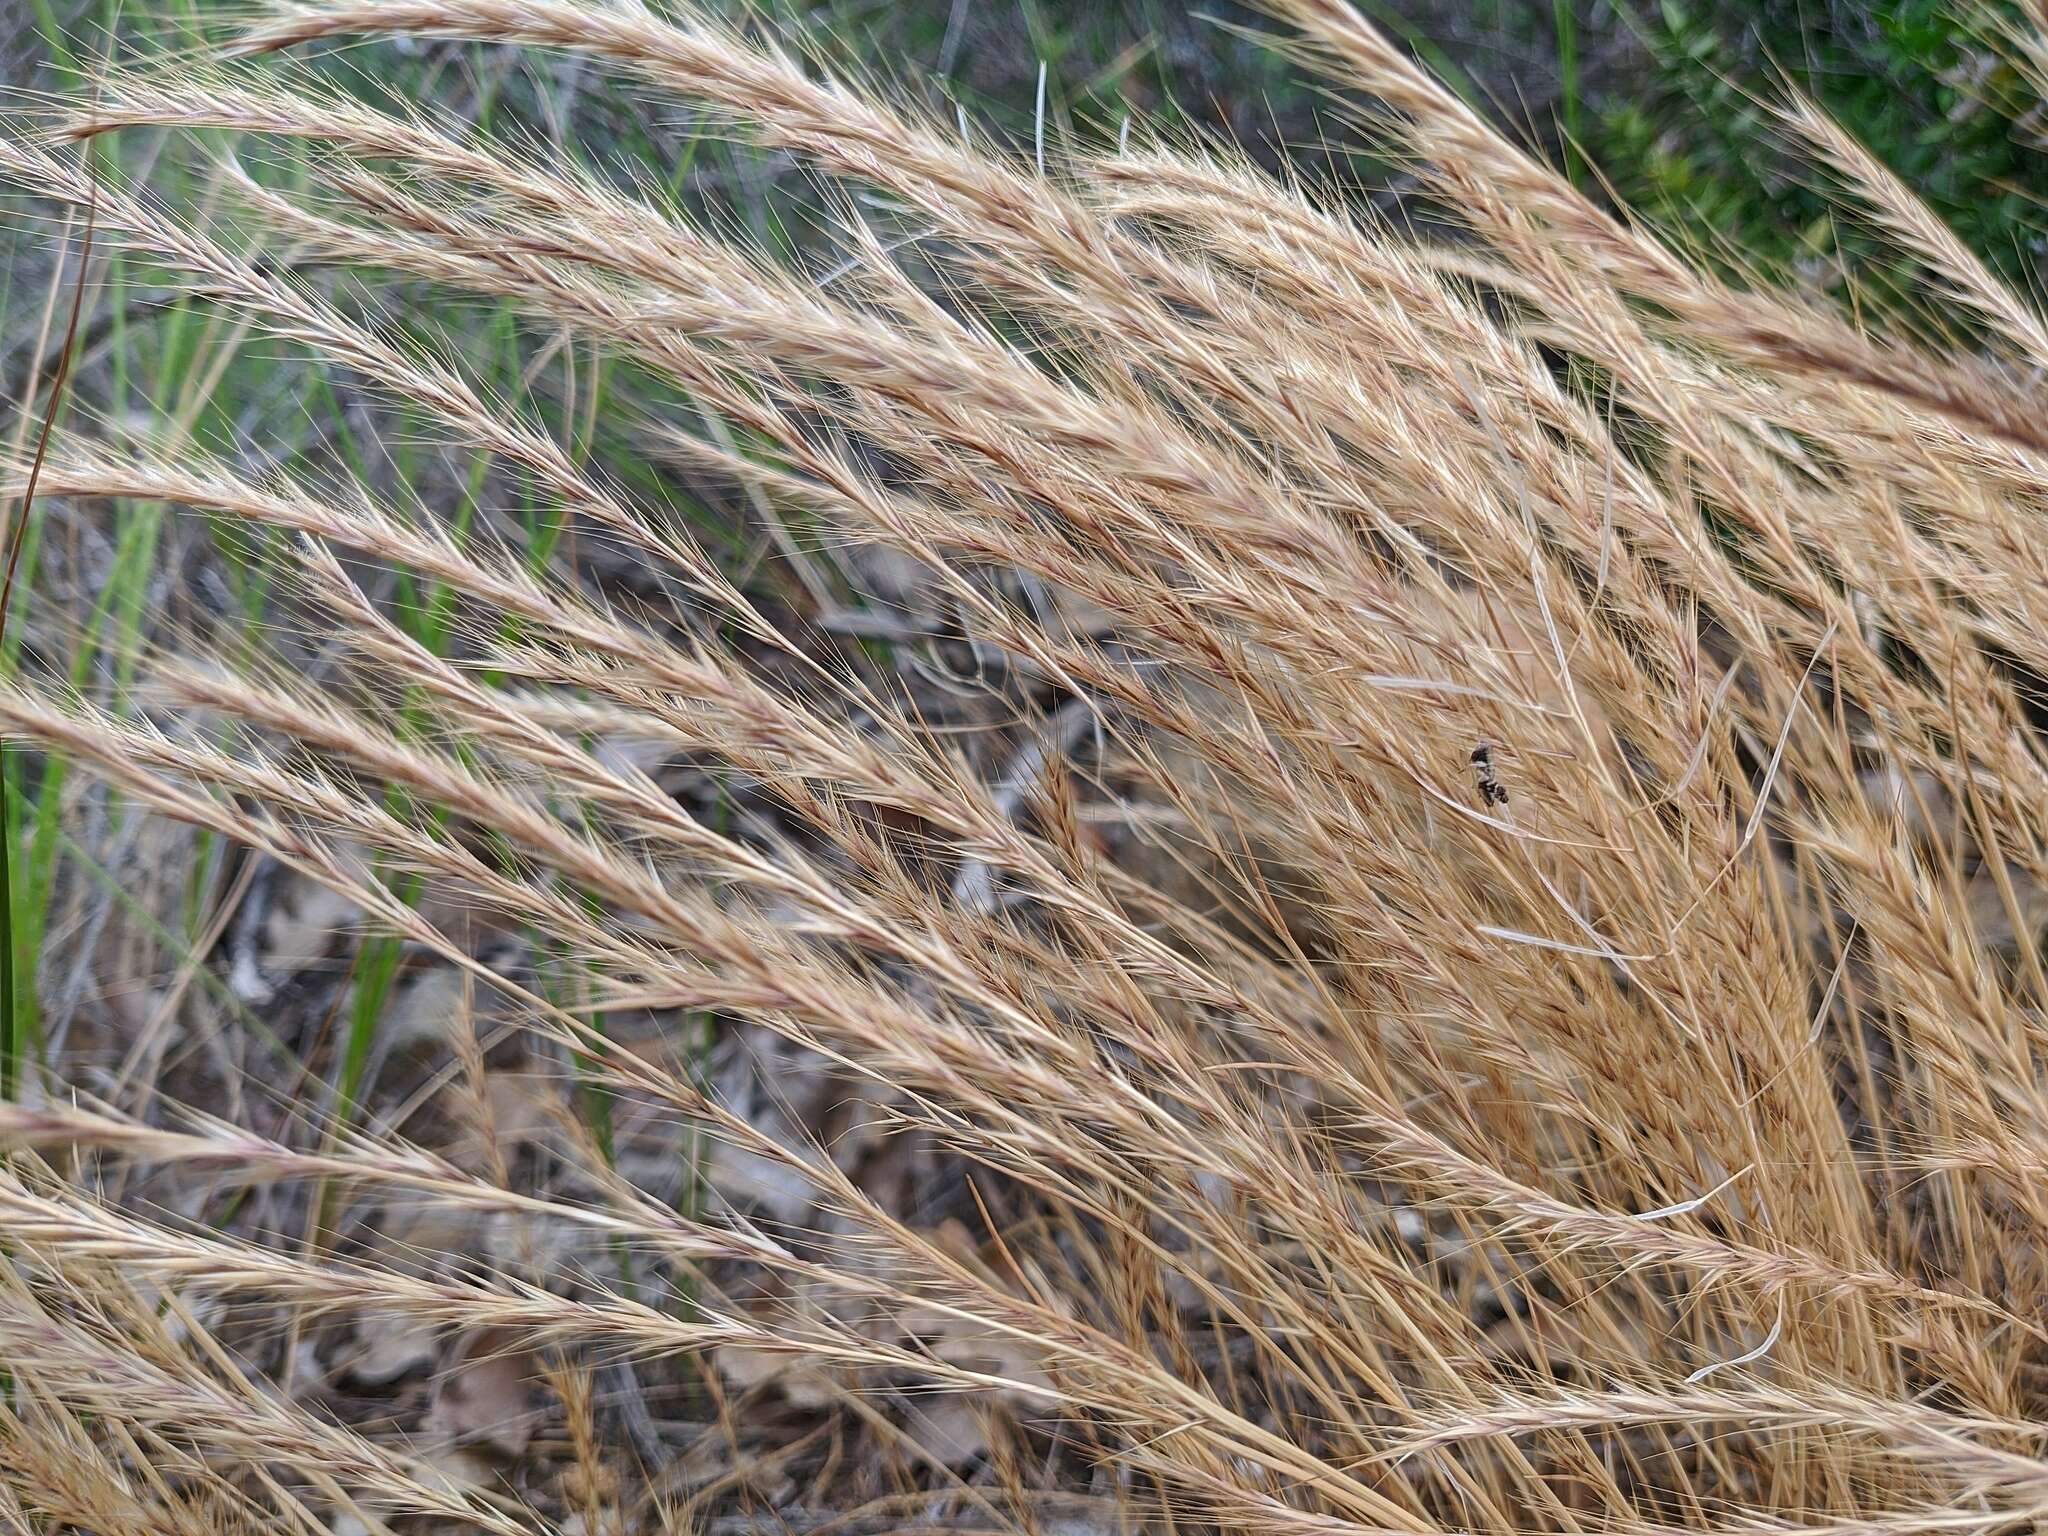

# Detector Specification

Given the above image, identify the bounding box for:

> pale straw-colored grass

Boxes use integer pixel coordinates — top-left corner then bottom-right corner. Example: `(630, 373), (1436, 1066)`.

(3, 1), (2048, 1531)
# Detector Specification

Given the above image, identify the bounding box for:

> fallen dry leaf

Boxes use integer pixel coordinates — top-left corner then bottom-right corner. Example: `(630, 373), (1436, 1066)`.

(336, 1309), (436, 1388)
(428, 1327), (544, 1459)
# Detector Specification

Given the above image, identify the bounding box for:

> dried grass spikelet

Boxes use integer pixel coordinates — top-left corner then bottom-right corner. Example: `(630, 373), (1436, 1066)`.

(3, 0), (2048, 1533)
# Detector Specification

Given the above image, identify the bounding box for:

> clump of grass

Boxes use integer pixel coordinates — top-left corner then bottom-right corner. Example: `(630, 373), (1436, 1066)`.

(5, 0), (2048, 1532)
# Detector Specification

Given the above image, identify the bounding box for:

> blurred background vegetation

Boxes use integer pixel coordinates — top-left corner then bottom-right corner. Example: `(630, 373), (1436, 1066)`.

(710, 0), (2048, 299)
(9, 0), (2047, 288)
(785, 0), (2047, 301)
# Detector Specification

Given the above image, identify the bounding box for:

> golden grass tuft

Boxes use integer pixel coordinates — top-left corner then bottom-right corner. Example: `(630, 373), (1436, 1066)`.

(4, 0), (2048, 1531)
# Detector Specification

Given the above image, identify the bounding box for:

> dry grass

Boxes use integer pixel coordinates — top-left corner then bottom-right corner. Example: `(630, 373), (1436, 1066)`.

(4, 0), (2048, 1531)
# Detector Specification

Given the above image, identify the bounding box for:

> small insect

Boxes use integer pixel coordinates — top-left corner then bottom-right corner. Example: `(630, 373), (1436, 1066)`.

(1470, 742), (1509, 808)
